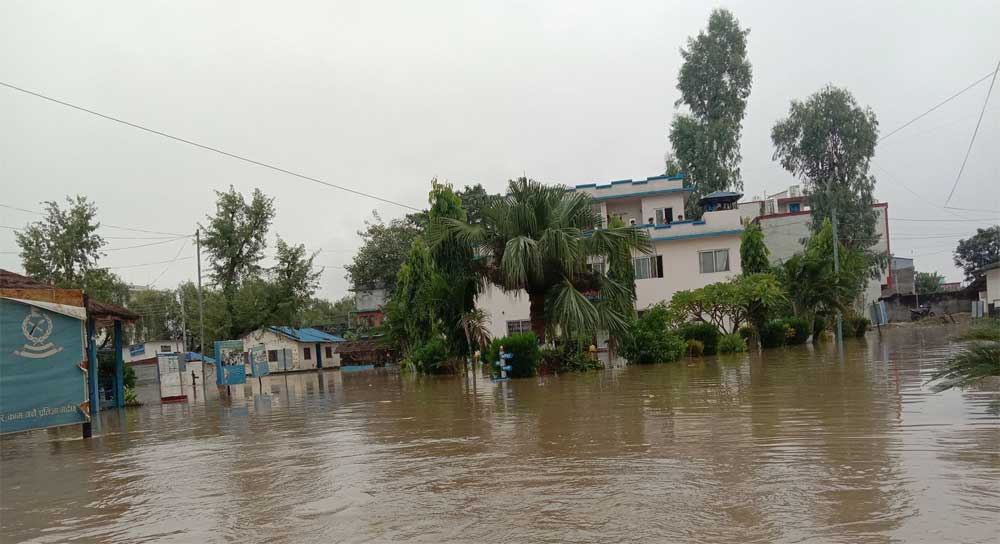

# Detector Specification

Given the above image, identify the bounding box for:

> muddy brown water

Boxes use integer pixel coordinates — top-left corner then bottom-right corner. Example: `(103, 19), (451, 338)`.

(2, 326), (998, 543)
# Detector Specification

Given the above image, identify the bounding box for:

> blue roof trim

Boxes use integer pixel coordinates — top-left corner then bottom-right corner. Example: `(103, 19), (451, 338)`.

(596, 184), (612, 189)
(647, 174), (685, 181)
(268, 326), (345, 343)
(575, 183), (597, 189)
(610, 179), (633, 185)
(571, 174), (684, 190)
(591, 187), (694, 201)
(693, 220), (706, 225)
(631, 180), (648, 185)
(651, 229), (744, 242)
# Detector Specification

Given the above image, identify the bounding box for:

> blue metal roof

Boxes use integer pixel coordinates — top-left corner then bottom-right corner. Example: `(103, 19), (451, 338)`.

(184, 352), (216, 364)
(568, 173), (685, 191)
(268, 326), (345, 343)
(699, 190), (743, 201)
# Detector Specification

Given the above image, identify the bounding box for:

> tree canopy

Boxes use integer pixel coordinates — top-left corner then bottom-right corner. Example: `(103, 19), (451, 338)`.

(345, 212), (423, 294)
(915, 271), (943, 295)
(669, 8), (752, 217)
(740, 222), (770, 275)
(954, 226), (1000, 282)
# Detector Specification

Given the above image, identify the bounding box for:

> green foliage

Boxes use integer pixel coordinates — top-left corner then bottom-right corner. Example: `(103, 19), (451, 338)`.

(771, 86), (880, 253)
(669, 273), (785, 335)
(267, 237), (322, 326)
(670, 9), (753, 218)
(760, 319), (789, 348)
(299, 295), (354, 329)
(845, 317), (870, 337)
(686, 339), (705, 357)
(128, 288), (183, 343)
(539, 347), (603, 373)
(679, 322), (721, 355)
(409, 338), (454, 375)
(740, 222), (770, 275)
(915, 271), (943, 294)
(345, 212), (423, 294)
(813, 315), (829, 340)
(620, 305), (685, 364)
(784, 317), (811, 345)
(456, 183), (493, 225)
(717, 333), (747, 353)
(953, 226), (999, 283)
(738, 325), (753, 340)
(123, 386), (141, 407)
(930, 320), (1000, 392)
(383, 239), (441, 356)
(485, 332), (541, 378)
(431, 177), (650, 342)
(98, 351), (137, 389)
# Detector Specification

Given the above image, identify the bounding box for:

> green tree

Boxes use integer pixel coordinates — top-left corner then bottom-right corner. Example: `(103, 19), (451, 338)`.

(201, 186), (276, 337)
(15, 196), (131, 305)
(740, 222), (770, 275)
(668, 273), (784, 335)
(620, 304), (686, 365)
(915, 271), (943, 295)
(771, 86), (881, 253)
(127, 288), (182, 343)
(382, 238), (441, 356)
(954, 226), (1000, 282)
(432, 177), (651, 341)
(267, 237), (322, 326)
(456, 183), (493, 225)
(669, 8), (752, 218)
(345, 212), (423, 294)
(300, 295), (354, 329)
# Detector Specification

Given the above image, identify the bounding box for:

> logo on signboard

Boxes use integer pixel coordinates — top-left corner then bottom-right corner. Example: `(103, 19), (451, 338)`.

(14, 308), (63, 359)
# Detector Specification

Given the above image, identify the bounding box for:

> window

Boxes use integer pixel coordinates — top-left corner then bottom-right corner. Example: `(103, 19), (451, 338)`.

(634, 255), (664, 280)
(506, 320), (532, 335)
(159, 345), (172, 353)
(654, 207), (673, 225)
(699, 249), (730, 274)
(325, 346), (333, 358)
(588, 261), (606, 275)
(303, 347), (312, 360)
(789, 202), (801, 213)
(267, 350), (278, 362)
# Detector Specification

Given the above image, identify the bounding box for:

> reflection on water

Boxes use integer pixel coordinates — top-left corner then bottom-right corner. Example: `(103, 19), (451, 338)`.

(2, 326), (998, 543)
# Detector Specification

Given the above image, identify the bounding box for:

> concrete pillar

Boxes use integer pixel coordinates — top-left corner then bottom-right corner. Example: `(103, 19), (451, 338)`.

(114, 320), (124, 408)
(87, 318), (99, 416)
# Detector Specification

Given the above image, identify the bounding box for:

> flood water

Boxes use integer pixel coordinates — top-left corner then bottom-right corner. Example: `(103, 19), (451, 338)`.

(2, 326), (998, 543)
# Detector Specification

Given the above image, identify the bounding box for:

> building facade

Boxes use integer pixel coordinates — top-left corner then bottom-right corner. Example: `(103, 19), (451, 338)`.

(240, 326), (345, 371)
(122, 339), (186, 363)
(477, 174), (745, 340)
(350, 287), (387, 328)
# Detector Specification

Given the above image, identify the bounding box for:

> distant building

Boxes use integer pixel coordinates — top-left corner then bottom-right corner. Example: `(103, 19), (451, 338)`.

(240, 326), (345, 371)
(123, 339), (186, 363)
(938, 281), (962, 293)
(979, 261), (1000, 315)
(740, 185), (892, 311)
(350, 287), (387, 329)
(884, 257), (915, 297)
(477, 174), (746, 340)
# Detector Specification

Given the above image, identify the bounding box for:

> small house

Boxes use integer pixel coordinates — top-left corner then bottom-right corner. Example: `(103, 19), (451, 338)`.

(240, 326), (345, 371)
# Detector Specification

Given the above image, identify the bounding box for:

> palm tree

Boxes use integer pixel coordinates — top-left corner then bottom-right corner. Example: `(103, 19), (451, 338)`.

(431, 177), (651, 341)
(458, 309), (492, 353)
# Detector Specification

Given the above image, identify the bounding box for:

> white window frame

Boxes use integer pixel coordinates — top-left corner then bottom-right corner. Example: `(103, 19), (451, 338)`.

(699, 249), (730, 274)
(634, 255), (656, 280)
(654, 207), (673, 225)
(506, 319), (532, 335)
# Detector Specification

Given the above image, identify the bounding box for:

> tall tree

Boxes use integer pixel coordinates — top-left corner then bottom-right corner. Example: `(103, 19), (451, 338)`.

(345, 212), (423, 295)
(267, 237), (322, 326)
(15, 196), (130, 304)
(915, 271), (943, 294)
(739, 222), (770, 275)
(669, 8), (752, 218)
(201, 186), (276, 337)
(456, 183), (493, 225)
(127, 288), (183, 342)
(432, 177), (651, 340)
(383, 238), (442, 355)
(954, 226), (1000, 282)
(771, 86), (880, 253)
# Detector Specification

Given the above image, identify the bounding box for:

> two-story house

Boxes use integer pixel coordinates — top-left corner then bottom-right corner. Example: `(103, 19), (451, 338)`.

(476, 174), (746, 340)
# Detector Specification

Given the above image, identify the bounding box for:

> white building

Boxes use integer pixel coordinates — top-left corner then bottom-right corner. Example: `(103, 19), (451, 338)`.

(477, 174), (745, 339)
(240, 326), (345, 371)
(980, 261), (1000, 315)
(122, 339), (185, 363)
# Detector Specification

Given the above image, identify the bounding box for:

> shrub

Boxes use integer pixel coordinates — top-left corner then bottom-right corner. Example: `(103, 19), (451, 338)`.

(738, 325), (753, 341)
(686, 339), (705, 357)
(760, 319), (789, 348)
(485, 332), (540, 378)
(785, 317), (810, 345)
(621, 305), (686, 364)
(562, 350), (604, 372)
(718, 333), (747, 353)
(812, 315), (828, 340)
(410, 337), (452, 374)
(123, 385), (142, 406)
(678, 322), (720, 355)
(845, 317), (870, 337)
(538, 346), (603, 373)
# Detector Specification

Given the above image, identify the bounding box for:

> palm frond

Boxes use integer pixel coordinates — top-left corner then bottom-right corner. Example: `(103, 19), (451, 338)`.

(546, 278), (600, 337)
(500, 236), (541, 288)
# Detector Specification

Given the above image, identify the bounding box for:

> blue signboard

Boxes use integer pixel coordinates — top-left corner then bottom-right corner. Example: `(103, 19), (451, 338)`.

(0, 299), (88, 434)
(129, 344), (145, 357)
(250, 346), (269, 377)
(214, 340), (247, 385)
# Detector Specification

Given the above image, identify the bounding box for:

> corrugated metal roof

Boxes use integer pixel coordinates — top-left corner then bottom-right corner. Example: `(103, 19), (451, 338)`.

(185, 352), (216, 364)
(267, 326), (345, 343)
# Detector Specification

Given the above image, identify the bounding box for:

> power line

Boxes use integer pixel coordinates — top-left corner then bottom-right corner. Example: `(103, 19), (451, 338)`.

(890, 216), (1000, 223)
(103, 256), (195, 270)
(104, 236), (191, 251)
(944, 59), (1000, 206)
(147, 239), (190, 287)
(878, 69), (998, 144)
(0, 203), (189, 236)
(0, 81), (422, 212)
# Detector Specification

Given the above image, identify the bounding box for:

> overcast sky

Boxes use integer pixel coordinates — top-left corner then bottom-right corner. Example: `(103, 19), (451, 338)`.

(2, 0), (999, 300)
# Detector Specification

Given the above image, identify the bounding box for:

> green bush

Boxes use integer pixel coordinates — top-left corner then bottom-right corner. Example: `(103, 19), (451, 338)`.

(738, 325), (753, 341)
(678, 322), (720, 355)
(785, 317), (810, 345)
(410, 337), (453, 374)
(621, 305), (686, 364)
(846, 317), (870, 337)
(98, 351), (137, 389)
(718, 333), (747, 353)
(538, 346), (602, 373)
(485, 332), (540, 378)
(760, 319), (789, 348)
(562, 350), (603, 372)
(812, 315), (828, 340)
(686, 339), (705, 357)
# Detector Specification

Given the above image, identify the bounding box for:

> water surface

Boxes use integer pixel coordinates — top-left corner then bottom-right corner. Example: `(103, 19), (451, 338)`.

(2, 326), (998, 543)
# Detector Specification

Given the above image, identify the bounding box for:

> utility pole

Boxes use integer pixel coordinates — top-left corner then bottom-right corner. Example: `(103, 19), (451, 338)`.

(179, 289), (187, 351)
(196, 228), (206, 358)
(831, 208), (844, 350)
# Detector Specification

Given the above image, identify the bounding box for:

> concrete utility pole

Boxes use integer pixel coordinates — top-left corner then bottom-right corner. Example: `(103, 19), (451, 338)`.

(179, 289), (187, 351)
(196, 228), (206, 357)
(831, 208), (844, 350)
